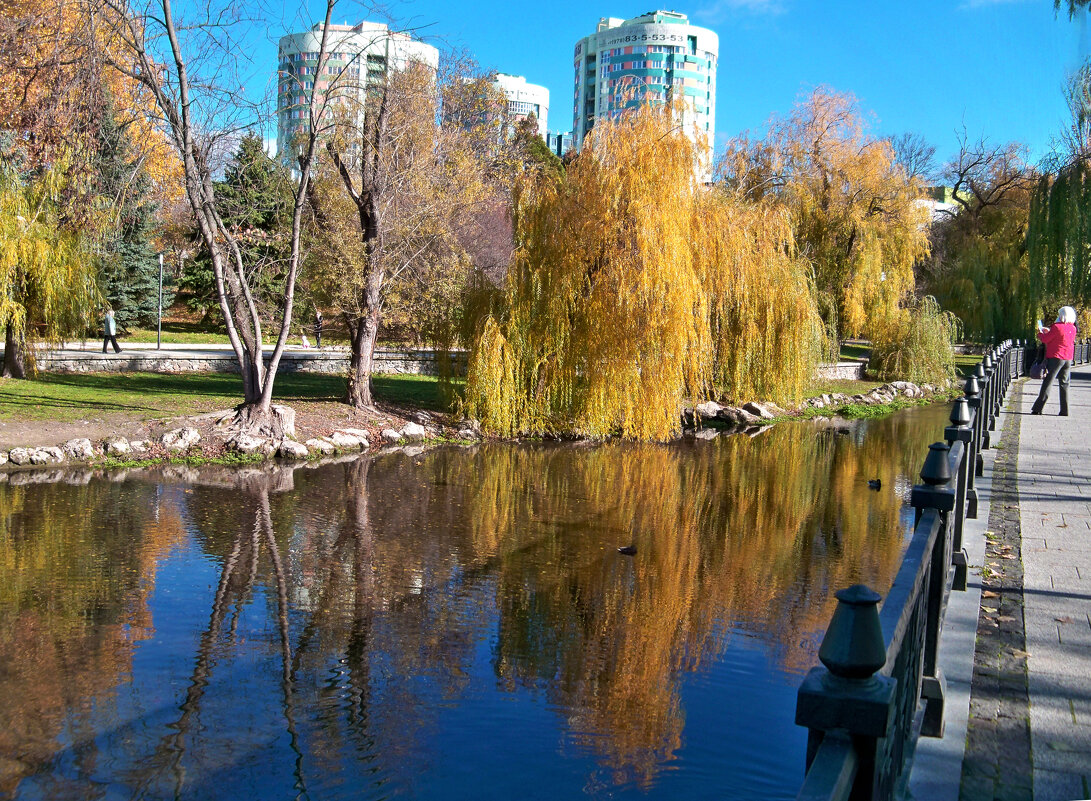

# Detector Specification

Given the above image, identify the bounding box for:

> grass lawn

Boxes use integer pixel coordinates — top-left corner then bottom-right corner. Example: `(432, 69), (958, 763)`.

(837, 341), (983, 381)
(0, 372), (462, 424)
(954, 352), (981, 377)
(123, 324), (352, 347)
(839, 343), (871, 361)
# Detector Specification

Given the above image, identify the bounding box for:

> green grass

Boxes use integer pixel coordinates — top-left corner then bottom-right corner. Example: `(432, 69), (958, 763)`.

(837, 340), (986, 379)
(0, 371), (462, 423)
(371, 374), (462, 412)
(839, 343), (871, 361)
(123, 326), (233, 345)
(837, 399), (921, 419)
(0, 372), (242, 421)
(123, 324), (352, 347)
(99, 452), (269, 469)
(955, 352), (981, 377)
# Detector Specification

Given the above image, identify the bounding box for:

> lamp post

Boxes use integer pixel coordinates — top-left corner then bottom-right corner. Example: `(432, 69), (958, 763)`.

(157, 252), (164, 350)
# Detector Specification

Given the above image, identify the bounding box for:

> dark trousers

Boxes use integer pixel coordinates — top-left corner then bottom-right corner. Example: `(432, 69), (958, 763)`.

(314, 330), (322, 348)
(102, 334), (121, 353)
(1031, 357), (1070, 414)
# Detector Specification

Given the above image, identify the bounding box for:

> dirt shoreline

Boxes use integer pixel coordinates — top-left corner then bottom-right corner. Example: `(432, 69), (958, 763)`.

(0, 376), (957, 469)
(0, 399), (437, 457)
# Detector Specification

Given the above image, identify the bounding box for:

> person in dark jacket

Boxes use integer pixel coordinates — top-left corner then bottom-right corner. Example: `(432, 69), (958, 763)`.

(313, 311), (323, 349)
(102, 309), (121, 354)
(1031, 306), (1078, 416)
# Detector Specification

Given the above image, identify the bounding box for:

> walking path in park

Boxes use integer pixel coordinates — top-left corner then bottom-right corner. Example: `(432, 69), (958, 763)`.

(1014, 362), (1091, 799)
(911, 363), (1091, 801)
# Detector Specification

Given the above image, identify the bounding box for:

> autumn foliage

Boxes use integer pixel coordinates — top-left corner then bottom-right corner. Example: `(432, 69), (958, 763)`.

(464, 105), (826, 441)
(0, 162), (99, 376)
(0, 0), (181, 205)
(718, 88), (931, 345)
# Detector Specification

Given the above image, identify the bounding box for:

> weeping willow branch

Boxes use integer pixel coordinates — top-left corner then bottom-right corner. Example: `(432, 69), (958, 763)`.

(463, 105), (826, 441)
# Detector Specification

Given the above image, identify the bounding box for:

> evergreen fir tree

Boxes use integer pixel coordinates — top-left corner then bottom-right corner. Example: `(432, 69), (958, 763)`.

(512, 115), (563, 177)
(93, 101), (171, 330)
(181, 134), (293, 321)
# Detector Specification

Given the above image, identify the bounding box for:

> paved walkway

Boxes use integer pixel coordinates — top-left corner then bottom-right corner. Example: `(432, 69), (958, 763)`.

(911, 363), (1091, 801)
(1018, 363), (1091, 799)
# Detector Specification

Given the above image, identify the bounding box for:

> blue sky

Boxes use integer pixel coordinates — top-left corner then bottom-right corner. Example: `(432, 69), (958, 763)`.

(258, 0), (1088, 168)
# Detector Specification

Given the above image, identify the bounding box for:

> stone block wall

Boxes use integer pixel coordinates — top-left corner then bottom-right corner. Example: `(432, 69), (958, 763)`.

(27, 347), (856, 382)
(31, 348), (469, 377)
(814, 361), (868, 381)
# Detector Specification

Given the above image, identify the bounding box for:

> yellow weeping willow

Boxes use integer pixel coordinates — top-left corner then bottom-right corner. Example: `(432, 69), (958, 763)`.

(0, 161), (99, 376)
(464, 105), (825, 441)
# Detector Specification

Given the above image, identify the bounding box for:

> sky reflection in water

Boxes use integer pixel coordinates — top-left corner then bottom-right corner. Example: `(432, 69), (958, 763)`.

(0, 404), (951, 800)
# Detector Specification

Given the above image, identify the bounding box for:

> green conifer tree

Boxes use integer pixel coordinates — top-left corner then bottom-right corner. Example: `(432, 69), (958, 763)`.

(182, 134), (293, 323)
(93, 102), (171, 330)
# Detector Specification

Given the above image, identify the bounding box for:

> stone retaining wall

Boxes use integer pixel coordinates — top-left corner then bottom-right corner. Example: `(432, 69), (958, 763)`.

(814, 360), (867, 381)
(32, 348), (861, 382)
(32, 348), (469, 376)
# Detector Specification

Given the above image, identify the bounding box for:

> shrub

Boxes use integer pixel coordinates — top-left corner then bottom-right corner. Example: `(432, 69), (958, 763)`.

(869, 296), (960, 384)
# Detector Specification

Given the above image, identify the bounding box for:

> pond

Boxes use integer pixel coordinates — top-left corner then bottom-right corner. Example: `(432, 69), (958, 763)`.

(0, 404), (953, 800)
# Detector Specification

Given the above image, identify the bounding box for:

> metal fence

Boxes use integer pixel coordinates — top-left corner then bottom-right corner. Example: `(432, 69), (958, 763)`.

(794, 337), (1090, 801)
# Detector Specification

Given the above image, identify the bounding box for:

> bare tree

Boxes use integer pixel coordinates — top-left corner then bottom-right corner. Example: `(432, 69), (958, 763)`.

(941, 131), (1036, 223)
(1043, 63), (1091, 171)
(309, 54), (513, 408)
(98, 0), (340, 436)
(889, 131), (937, 183)
(1055, 0), (1091, 19)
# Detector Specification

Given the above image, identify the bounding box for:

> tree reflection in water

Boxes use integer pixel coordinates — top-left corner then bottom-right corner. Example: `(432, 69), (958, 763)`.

(0, 405), (950, 799)
(129, 471), (306, 800)
(0, 475), (184, 796)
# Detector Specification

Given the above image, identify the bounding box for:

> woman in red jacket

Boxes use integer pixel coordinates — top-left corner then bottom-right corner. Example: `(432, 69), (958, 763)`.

(1031, 306), (1078, 416)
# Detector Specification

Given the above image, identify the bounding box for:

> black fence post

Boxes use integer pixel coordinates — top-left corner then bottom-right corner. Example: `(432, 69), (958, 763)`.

(982, 354), (997, 444)
(973, 363), (989, 450)
(992, 345), (1006, 419)
(944, 398), (972, 591)
(966, 371), (984, 478)
(1000, 342), (1012, 397)
(796, 585), (896, 801)
(910, 442), (956, 738)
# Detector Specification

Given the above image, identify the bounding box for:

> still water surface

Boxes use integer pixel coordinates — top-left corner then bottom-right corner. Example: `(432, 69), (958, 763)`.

(0, 405), (952, 800)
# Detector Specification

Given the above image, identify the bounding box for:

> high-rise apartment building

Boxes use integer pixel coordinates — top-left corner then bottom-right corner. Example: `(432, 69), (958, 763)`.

(276, 21), (439, 159)
(545, 130), (575, 158)
(572, 11), (717, 151)
(492, 73), (550, 137)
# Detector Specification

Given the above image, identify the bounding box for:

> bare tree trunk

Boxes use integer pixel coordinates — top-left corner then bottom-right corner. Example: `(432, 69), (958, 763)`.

(346, 314), (378, 409)
(100, 0), (336, 434)
(346, 269), (384, 408)
(3, 324), (26, 379)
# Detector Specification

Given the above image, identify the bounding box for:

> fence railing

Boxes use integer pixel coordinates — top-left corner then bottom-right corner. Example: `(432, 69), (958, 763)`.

(794, 336), (1088, 801)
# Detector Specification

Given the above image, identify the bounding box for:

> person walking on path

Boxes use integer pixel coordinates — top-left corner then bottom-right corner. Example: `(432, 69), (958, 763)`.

(313, 311), (323, 349)
(1030, 305), (1077, 415)
(102, 309), (122, 354)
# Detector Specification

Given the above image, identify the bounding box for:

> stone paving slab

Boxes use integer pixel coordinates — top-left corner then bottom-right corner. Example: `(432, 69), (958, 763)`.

(1035, 769), (1090, 801)
(915, 363), (1091, 801)
(908, 389), (1004, 801)
(1019, 362), (1091, 798)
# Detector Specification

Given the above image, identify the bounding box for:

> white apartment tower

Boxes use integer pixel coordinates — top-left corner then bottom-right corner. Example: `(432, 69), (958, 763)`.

(276, 22), (439, 159)
(572, 11), (718, 151)
(492, 73), (550, 137)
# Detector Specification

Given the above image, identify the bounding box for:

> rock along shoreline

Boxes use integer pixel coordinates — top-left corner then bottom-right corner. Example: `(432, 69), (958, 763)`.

(0, 380), (954, 475)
